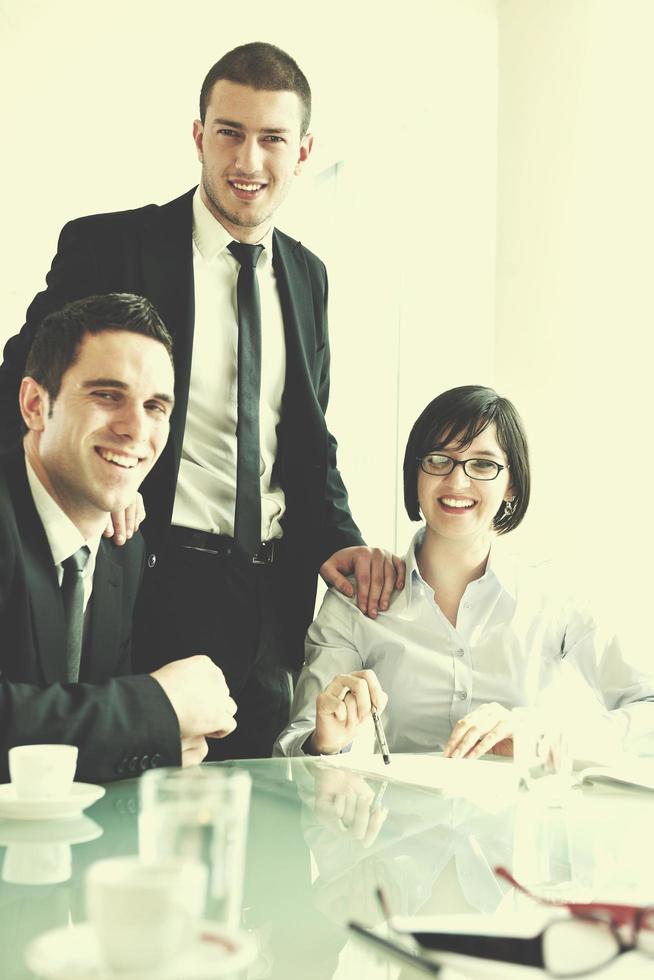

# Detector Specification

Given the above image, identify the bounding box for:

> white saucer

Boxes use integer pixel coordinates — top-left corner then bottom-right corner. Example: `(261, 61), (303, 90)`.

(0, 814), (102, 845)
(0, 782), (105, 820)
(26, 920), (258, 979)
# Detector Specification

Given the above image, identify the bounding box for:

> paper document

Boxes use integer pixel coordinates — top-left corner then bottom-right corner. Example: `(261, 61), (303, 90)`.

(580, 759), (654, 793)
(317, 753), (520, 810)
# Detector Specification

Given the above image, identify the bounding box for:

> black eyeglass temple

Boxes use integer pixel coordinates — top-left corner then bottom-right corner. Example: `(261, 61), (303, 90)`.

(412, 930), (545, 969)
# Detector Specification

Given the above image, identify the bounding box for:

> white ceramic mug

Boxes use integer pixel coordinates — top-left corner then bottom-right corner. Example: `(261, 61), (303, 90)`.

(86, 856), (207, 972)
(8, 744), (78, 800)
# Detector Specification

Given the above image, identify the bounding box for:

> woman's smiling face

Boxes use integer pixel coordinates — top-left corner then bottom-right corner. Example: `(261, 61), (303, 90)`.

(417, 422), (513, 545)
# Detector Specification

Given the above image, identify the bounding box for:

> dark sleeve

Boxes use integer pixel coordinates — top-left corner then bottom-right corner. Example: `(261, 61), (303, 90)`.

(115, 533), (147, 677)
(311, 260), (365, 565)
(0, 218), (101, 451)
(0, 674), (181, 783)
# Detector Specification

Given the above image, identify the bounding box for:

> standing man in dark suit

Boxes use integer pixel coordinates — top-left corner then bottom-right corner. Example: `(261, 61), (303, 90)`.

(0, 293), (238, 782)
(0, 43), (404, 759)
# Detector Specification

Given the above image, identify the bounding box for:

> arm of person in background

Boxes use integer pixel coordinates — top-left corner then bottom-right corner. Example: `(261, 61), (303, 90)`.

(442, 603), (654, 761)
(560, 612), (654, 758)
(0, 217), (101, 451)
(0, 672), (180, 783)
(0, 655), (236, 782)
(273, 588), (387, 757)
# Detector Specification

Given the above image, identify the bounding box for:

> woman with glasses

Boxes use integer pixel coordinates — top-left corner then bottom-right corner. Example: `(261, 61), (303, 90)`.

(275, 385), (654, 759)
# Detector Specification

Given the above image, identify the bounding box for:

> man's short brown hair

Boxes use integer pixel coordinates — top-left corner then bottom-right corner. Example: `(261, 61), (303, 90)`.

(25, 293), (173, 404)
(199, 41), (312, 137)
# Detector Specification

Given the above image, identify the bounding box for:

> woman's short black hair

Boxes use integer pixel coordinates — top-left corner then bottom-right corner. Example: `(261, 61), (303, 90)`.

(402, 385), (530, 534)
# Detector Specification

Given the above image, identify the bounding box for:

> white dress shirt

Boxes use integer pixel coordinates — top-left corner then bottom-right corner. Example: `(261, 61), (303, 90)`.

(171, 189), (286, 540)
(26, 460), (101, 614)
(275, 529), (654, 758)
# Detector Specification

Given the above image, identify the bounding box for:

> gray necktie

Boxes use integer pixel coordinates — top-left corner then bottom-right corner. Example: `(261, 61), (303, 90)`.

(61, 546), (90, 682)
(228, 240), (264, 557)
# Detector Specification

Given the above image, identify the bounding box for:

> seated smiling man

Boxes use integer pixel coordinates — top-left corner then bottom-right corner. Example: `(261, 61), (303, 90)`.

(0, 293), (237, 782)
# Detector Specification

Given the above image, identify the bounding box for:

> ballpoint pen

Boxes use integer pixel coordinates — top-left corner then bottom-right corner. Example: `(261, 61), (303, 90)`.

(371, 705), (390, 765)
(349, 921), (442, 976)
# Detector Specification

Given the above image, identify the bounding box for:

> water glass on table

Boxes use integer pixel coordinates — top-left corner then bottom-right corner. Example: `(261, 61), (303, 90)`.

(138, 766), (252, 929)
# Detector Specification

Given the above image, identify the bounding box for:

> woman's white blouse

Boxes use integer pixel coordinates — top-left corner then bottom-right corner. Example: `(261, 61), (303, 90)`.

(274, 530), (654, 758)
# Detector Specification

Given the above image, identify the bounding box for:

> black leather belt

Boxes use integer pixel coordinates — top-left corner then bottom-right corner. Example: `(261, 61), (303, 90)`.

(168, 526), (278, 565)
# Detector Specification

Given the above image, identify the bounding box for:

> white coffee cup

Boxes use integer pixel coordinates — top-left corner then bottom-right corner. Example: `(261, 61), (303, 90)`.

(8, 744), (78, 800)
(86, 856), (207, 972)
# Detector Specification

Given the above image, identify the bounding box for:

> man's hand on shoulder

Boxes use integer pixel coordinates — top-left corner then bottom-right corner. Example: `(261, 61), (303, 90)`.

(103, 492), (146, 546)
(320, 546), (406, 619)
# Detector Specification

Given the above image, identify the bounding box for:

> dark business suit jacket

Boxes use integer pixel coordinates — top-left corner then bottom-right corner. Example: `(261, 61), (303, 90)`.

(0, 188), (364, 669)
(0, 452), (181, 782)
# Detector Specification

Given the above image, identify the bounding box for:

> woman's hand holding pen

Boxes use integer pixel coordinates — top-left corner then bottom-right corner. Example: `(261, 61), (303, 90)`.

(309, 669), (388, 755)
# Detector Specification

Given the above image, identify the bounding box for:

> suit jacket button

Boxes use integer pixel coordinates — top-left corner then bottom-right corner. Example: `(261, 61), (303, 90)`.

(140, 754), (150, 771)
(128, 755), (140, 773)
(151, 753), (162, 768)
(116, 758), (128, 775)
(147, 553), (157, 568)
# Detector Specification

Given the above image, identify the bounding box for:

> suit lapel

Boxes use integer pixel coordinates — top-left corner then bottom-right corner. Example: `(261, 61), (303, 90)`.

(139, 188), (195, 461)
(272, 230), (318, 399)
(83, 542), (122, 681)
(136, 190), (195, 533)
(6, 455), (68, 684)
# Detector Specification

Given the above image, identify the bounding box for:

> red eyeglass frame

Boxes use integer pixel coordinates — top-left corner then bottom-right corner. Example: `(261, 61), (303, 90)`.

(495, 866), (654, 934)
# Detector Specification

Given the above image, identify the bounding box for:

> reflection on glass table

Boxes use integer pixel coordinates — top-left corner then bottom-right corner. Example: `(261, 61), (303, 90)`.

(0, 757), (652, 979)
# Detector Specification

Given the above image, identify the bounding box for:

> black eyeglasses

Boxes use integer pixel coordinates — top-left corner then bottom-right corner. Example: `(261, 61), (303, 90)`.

(417, 454), (508, 481)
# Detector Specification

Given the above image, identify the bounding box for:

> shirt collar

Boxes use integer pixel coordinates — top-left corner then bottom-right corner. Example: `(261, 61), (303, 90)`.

(404, 527), (426, 605)
(25, 459), (102, 569)
(405, 526), (518, 604)
(192, 186), (274, 262)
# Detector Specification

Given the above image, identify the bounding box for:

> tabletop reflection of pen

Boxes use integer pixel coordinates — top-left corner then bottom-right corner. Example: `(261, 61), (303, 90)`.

(371, 705), (390, 765)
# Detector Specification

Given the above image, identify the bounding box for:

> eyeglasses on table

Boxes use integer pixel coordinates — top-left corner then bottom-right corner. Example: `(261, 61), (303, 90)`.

(370, 875), (654, 978)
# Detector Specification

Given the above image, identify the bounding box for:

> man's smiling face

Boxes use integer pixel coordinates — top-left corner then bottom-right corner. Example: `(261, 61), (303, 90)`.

(193, 80), (313, 243)
(22, 329), (174, 534)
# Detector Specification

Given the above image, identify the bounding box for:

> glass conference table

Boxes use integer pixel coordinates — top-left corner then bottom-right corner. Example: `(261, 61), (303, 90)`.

(1, 756), (653, 979)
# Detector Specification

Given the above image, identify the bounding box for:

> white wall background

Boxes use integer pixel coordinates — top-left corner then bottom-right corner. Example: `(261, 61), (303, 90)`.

(1, 0), (650, 652)
(495, 0), (654, 656)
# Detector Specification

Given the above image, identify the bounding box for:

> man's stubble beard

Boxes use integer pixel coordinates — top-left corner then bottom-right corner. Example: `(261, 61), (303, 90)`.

(202, 173), (275, 231)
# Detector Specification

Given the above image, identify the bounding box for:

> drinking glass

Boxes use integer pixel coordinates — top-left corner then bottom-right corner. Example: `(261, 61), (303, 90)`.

(138, 766), (251, 929)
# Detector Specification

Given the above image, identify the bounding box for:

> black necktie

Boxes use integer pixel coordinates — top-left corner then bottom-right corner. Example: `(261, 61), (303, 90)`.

(61, 545), (90, 682)
(228, 241), (264, 557)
